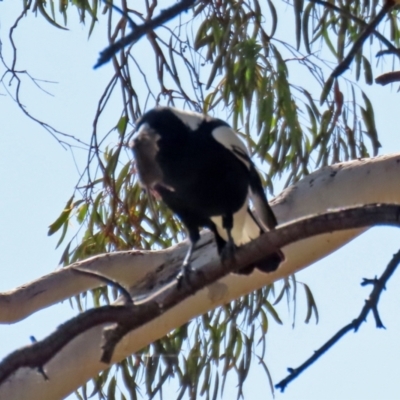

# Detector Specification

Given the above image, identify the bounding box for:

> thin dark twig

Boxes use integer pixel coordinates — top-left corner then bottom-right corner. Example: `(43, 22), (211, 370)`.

(8, 0), (31, 72)
(0, 70), (86, 149)
(104, 0), (137, 29)
(275, 248), (400, 392)
(95, 0), (196, 68)
(376, 48), (400, 57)
(307, 0), (400, 57)
(0, 0), (89, 149)
(73, 268), (133, 304)
(329, 3), (394, 79)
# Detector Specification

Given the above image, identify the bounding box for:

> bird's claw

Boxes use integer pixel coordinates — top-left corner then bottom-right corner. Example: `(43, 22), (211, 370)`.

(221, 241), (236, 262)
(176, 262), (194, 289)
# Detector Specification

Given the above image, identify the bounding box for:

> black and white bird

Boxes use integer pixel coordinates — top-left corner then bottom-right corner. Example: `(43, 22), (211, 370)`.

(130, 107), (283, 275)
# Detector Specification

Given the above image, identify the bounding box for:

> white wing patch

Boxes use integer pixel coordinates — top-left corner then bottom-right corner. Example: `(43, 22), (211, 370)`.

(211, 208), (263, 245)
(211, 126), (250, 169)
(169, 108), (204, 131)
(211, 199), (249, 245)
(241, 209), (263, 242)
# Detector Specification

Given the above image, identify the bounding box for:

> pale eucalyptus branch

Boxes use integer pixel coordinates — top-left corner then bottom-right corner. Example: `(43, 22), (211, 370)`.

(1, 203), (400, 386)
(2, 153), (400, 399)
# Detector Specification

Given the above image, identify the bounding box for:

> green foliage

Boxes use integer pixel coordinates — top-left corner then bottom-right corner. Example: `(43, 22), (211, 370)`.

(18, 0), (400, 398)
(31, 0), (100, 30)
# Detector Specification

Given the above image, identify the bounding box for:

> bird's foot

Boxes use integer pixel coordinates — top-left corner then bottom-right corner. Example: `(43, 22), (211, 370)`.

(221, 240), (236, 262)
(176, 262), (194, 289)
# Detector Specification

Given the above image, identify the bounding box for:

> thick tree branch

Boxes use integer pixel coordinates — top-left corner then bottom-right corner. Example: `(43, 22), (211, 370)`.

(275, 247), (400, 392)
(1, 204), (400, 388)
(2, 153), (400, 326)
(2, 154), (400, 399)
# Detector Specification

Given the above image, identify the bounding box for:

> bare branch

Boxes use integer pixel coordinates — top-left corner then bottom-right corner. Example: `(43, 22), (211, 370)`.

(0, 1), (89, 149)
(1, 204), (400, 386)
(329, 2), (395, 79)
(95, 0), (196, 68)
(72, 268), (133, 305)
(275, 247), (400, 392)
(308, 0), (400, 58)
(3, 153), (400, 326)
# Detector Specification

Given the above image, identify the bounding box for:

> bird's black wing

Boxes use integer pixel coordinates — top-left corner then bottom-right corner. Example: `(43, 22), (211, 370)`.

(247, 163), (278, 231)
(231, 146), (277, 231)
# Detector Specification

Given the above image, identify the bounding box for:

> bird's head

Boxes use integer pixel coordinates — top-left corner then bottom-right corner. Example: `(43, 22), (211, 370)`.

(129, 107), (202, 186)
(131, 107), (206, 145)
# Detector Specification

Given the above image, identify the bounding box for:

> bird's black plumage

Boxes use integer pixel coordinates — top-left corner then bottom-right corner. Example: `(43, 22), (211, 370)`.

(130, 107), (283, 275)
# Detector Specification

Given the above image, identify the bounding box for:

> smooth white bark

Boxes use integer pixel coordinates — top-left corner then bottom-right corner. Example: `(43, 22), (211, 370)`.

(1, 153), (400, 399)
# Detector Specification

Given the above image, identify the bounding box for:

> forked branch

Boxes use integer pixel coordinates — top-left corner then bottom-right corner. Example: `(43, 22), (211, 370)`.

(1, 204), (400, 386)
(276, 246), (400, 392)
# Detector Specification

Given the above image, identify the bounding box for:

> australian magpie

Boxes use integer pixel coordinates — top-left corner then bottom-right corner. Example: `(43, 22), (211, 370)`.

(130, 107), (283, 275)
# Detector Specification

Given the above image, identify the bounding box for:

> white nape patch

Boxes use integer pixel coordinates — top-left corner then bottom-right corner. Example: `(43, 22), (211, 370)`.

(169, 108), (204, 131)
(211, 126), (250, 168)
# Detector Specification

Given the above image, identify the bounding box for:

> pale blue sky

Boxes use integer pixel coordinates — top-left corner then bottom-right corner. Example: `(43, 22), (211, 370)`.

(1, 2), (400, 399)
